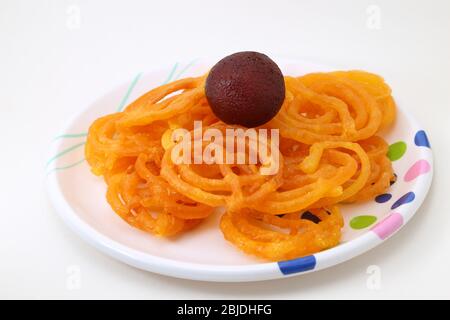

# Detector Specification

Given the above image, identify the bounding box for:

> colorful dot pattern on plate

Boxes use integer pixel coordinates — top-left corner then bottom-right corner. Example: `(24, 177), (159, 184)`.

(278, 255), (316, 275)
(375, 193), (392, 203)
(414, 130), (431, 148)
(404, 159), (431, 182)
(391, 192), (415, 210)
(350, 215), (377, 230)
(371, 212), (403, 240)
(387, 141), (407, 161)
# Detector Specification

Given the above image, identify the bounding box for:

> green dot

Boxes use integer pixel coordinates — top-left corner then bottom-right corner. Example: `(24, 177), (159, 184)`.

(350, 215), (377, 230)
(387, 141), (407, 161)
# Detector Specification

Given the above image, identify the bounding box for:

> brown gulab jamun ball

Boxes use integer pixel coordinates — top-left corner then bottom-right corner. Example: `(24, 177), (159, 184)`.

(205, 51), (285, 128)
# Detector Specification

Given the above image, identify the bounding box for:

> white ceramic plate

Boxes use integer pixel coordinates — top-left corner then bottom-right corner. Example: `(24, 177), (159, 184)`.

(46, 58), (433, 282)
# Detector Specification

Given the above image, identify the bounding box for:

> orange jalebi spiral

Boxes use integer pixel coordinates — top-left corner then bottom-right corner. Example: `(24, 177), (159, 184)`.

(160, 123), (284, 212)
(220, 206), (343, 261)
(85, 70), (396, 260)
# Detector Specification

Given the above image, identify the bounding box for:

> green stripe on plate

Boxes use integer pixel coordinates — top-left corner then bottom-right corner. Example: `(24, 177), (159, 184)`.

(46, 142), (86, 168)
(53, 132), (88, 140)
(161, 62), (178, 84)
(116, 72), (143, 112)
(174, 59), (198, 80)
(46, 158), (86, 175)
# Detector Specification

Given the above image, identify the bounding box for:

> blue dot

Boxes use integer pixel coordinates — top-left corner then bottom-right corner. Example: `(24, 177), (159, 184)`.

(278, 255), (316, 275)
(375, 193), (392, 203)
(414, 130), (430, 148)
(391, 192), (415, 209)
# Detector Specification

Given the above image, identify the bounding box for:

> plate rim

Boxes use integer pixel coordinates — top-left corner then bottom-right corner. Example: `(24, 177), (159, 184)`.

(46, 59), (434, 282)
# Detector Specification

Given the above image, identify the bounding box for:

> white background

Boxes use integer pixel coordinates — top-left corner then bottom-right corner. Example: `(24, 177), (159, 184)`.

(1, 0), (449, 299)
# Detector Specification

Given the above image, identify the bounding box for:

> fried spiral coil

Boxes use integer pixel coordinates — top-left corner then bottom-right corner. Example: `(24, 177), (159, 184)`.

(220, 206), (343, 261)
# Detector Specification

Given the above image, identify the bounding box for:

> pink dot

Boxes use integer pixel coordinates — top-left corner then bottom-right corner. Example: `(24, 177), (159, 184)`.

(404, 159), (431, 182)
(371, 212), (403, 240)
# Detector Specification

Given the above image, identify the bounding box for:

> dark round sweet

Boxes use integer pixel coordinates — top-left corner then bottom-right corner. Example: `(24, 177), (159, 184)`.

(205, 51), (285, 127)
